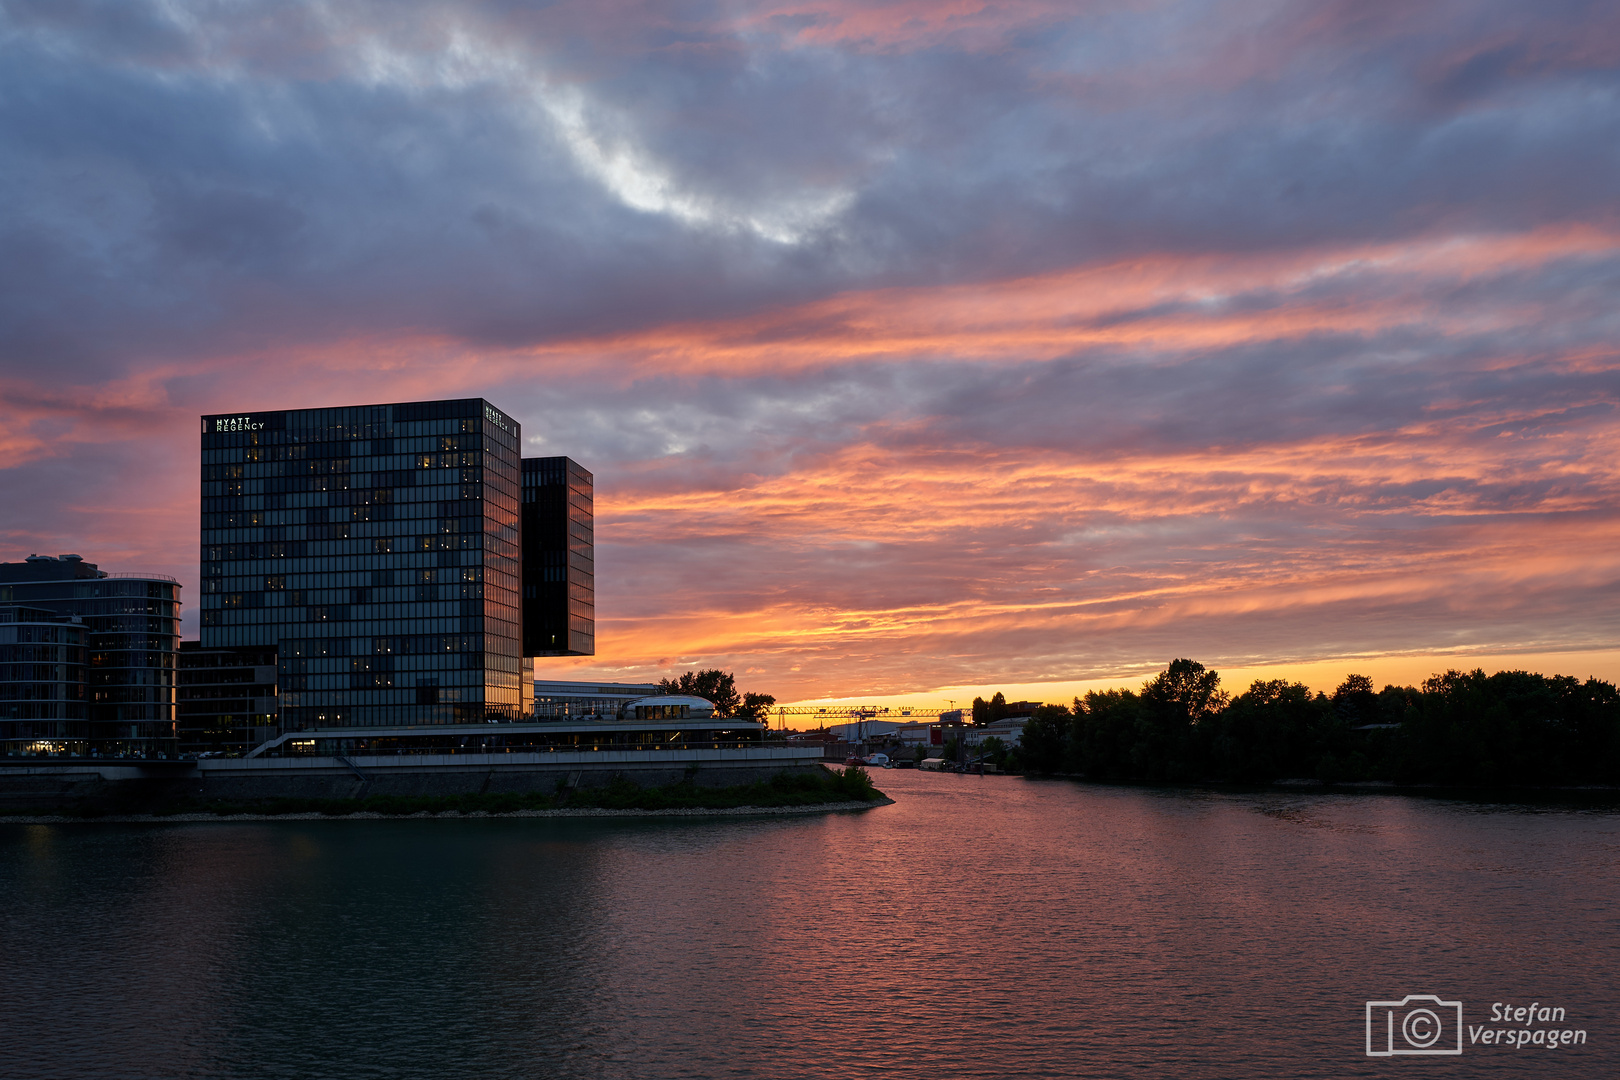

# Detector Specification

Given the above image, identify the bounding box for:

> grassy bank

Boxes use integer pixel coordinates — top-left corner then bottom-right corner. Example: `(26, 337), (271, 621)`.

(2, 766), (883, 819)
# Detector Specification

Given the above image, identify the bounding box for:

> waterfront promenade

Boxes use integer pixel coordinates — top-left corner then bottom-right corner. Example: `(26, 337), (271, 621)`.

(0, 742), (825, 811)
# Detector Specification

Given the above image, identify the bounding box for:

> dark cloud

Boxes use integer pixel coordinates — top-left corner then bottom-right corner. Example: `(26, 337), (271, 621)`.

(3, 0), (1617, 374)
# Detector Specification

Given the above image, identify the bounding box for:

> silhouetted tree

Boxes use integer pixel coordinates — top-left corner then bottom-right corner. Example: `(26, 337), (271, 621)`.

(1331, 674), (1379, 726)
(737, 691), (777, 723)
(1018, 701), (1072, 772)
(1070, 688), (1146, 778)
(1393, 669), (1620, 786)
(1134, 660), (1225, 781)
(1206, 679), (1321, 782)
(979, 736), (1012, 768)
(1016, 659), (1620, 786)
(658, 669), (743, 717)
(1141, 659), (1228, 722)
(971, 692), (1010, 725)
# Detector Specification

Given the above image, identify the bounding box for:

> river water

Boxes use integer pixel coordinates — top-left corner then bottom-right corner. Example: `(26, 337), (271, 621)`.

(1, 771), (1615, 1079)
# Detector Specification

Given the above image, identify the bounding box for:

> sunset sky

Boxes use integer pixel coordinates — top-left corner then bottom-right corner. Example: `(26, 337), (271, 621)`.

(3, 0), (1619, 705)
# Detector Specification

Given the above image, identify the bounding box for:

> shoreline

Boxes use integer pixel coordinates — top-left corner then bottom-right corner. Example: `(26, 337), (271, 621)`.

(1017, 773), (1620, 804)
(0, 796), (894, 825)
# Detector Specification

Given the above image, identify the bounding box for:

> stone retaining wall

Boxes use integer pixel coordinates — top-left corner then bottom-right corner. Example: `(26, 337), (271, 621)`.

(0, 750), (828, 812)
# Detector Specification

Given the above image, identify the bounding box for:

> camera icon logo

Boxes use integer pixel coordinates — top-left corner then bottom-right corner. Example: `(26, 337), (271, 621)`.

(1366, 995), (1464, 1056)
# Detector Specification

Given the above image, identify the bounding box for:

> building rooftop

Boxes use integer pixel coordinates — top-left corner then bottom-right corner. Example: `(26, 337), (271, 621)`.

(0, 555), (107, 582)
(534, 681), (661, 696)
(0, 555), (178, 585)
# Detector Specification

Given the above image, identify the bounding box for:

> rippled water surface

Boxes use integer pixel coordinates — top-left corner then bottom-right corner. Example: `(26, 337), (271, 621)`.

(2, 772), (1617, 1078)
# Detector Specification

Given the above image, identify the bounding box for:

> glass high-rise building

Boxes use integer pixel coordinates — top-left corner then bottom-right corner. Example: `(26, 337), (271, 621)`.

(200, 399), (527, 728)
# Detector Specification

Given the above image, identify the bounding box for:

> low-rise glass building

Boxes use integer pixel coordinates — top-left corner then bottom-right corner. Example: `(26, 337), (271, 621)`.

(532, 680), (660, 719)
(0, 554), (180, 755)
(0, 605), (89, 755)
(177, 642), (279, 754)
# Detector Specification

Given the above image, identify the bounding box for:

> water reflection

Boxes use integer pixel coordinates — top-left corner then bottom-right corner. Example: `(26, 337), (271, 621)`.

(1, 774), (1614, 1078)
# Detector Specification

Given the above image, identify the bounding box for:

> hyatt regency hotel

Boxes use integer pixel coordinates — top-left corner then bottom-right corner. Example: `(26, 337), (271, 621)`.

(200, 398), (592, 732)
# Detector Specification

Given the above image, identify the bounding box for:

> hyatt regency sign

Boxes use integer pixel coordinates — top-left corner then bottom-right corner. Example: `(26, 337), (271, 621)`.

(205, 416), (267, 433)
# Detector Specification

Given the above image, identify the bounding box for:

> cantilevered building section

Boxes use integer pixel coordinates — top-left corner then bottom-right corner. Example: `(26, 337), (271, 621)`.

(177, 642), (279, 754)
(521, 456), (594, 656)
(200, 399), (525, 727)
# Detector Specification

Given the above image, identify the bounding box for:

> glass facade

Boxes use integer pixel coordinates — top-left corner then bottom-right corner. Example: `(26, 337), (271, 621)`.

(0, 555), (180, 754)
(177, 642), (279, 754)
(521, 456), (594, 656)
(199, 399), (524, 728)
(0, 606), (89, 754)
(532, 681), (659, 719)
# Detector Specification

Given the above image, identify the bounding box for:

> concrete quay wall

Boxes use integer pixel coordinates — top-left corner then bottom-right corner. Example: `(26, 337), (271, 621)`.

(0, 747), (828, 811)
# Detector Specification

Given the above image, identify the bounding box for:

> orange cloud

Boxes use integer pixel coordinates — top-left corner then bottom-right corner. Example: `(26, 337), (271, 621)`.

(573, 415), (1620, 696)
(742, 0), (1080, 52)
(8, 224), (1620, 701)
(463, 225), (1620, 377)
(94, 224), (1616, 396)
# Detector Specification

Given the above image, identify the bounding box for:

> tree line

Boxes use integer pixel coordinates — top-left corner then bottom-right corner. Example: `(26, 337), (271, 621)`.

(972, 693), (1011, 725)
(1017, 659), (1620, 786)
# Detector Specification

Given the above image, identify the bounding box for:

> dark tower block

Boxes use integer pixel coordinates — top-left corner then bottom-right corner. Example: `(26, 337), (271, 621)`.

(521, 457), (594, 656)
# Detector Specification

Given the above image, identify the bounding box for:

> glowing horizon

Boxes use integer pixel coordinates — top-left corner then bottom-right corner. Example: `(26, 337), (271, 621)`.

(774, 647), (1620, 716)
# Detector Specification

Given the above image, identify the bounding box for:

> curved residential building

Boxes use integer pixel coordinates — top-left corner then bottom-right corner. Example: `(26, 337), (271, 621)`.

(0, 555), (180, 755)
(0, 605), (89, 754)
